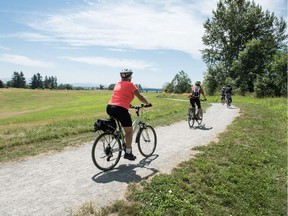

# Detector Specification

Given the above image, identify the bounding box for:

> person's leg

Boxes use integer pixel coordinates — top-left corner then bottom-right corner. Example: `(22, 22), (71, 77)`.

(196, 99), (203, 118)
(123, 126), (133, 150)
(106, 105), (136, 160)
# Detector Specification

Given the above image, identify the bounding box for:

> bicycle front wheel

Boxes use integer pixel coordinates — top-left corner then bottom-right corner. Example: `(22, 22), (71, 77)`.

(188, 109), (195, 128)
(92, 132), (122, 171)
(137, 125), (157, 157)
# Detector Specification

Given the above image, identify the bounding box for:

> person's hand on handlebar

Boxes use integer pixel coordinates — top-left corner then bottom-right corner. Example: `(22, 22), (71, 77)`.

(142, 103), (152, 107)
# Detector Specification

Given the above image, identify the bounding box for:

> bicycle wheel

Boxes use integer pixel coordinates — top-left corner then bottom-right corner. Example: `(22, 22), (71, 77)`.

(188, 108), (195, 128)
(92, 132), (122, 171)
(137, 125), (157, 157)
(196, 110), (203, 125)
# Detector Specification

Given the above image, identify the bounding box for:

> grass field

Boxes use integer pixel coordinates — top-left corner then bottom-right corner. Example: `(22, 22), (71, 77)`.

(0, 89), (286, 215)
(0, 88), (195, 163)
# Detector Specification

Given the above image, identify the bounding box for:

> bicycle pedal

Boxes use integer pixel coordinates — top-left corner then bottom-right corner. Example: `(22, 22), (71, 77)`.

(106, 155), (112, 161)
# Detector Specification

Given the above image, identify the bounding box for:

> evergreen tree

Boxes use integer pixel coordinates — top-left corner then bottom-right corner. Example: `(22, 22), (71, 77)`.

(0, 80), (4, 88)
(11, 71), (26, 88)
(30, 73), (43, 89)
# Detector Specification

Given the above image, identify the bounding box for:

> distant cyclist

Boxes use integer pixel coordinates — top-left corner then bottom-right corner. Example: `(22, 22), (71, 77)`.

(225, 84), (233, 105)
(106, 69), (151, 160)
(189, 81), (207, 119)
(220, 86), (226, 103)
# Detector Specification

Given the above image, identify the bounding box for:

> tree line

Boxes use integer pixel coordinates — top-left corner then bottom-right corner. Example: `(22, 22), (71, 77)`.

(0, 71), (63, 89)
(0, 71), (145, 91)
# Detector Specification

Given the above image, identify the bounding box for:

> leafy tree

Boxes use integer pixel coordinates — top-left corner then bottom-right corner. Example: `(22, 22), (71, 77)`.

(164, 70), (191, 94)
(162, 82), (174, 93)
(11, 71), (26, 88)
(201, 0), (287, 95)
(254, 50), (287, 97)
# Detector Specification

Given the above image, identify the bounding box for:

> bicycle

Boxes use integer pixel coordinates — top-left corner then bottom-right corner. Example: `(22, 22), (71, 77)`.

(187, 99), (206, 128)
(225, 93), (232, 108)
(92, 104), (157, 171)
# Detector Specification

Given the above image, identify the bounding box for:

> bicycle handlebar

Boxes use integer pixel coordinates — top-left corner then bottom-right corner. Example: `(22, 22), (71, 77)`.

(130, 103), (152, 109)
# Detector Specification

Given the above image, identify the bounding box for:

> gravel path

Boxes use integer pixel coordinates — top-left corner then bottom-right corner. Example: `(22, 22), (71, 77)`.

(0, 103), (239, 216)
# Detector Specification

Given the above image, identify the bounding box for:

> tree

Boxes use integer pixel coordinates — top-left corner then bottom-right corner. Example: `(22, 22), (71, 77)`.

(163, 70), (191, 94)
(57, 84), (73, 90)
(30, 73), (43, 89)
(201, 0), (287, 95)
(254, 50), (287, 97)
(108, 84), (115, 90)
(11, 71), (26, 88)
(44, 76), (57, 89)
(0, 80), (4, 88)
(162, 82), (174, 93)
(135, 84), (143, 92)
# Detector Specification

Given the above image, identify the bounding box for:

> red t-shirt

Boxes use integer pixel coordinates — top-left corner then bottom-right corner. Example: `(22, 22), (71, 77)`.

(109, 81), (138, 110)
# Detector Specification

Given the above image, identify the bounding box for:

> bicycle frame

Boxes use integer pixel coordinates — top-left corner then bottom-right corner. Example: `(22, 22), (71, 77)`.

(114, 105), (147, 145)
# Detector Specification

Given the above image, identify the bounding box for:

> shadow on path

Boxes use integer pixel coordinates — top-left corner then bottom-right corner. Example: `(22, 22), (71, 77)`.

(92, 154), (159, 183)
(190, 124), (213, 130)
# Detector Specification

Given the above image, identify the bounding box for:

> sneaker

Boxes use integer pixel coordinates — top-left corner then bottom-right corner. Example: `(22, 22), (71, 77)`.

(124, 152), (136, 161)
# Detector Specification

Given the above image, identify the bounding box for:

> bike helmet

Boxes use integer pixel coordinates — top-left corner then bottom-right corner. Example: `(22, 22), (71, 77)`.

(222, 86), (225, 89)
(195, 81), (201, 85)
(120, 68), (133, 78)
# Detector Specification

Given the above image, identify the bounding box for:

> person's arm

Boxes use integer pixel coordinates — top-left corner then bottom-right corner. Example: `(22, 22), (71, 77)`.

(133, 90), (150, 105)
(201, 88), (207, 100)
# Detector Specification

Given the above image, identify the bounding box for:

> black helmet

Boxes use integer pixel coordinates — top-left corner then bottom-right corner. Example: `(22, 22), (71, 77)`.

(120, 69), (133, 78)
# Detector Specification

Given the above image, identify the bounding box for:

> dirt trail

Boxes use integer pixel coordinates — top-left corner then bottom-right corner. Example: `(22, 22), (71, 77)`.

(0, 103), (240, 216)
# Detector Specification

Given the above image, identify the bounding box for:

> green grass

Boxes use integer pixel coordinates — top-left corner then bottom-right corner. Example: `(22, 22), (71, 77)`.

(0, 88), (197, 163)
(71, 96), (287, 216)
(1, 89), (286, 215)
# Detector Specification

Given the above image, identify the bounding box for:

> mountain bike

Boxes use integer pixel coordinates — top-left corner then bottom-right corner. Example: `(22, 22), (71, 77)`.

(187, 99), (206, 128)
(92, 104), (157, 171)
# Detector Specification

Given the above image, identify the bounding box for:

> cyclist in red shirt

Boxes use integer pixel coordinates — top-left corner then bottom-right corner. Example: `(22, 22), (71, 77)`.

(106, 69), (151, 160)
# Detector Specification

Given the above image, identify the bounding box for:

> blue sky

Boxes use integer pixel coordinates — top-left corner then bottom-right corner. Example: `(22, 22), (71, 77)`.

(0, 0), (286, 88)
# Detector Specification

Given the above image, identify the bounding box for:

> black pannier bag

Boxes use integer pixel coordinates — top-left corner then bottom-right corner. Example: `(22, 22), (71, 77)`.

(94, 118), (116, 133)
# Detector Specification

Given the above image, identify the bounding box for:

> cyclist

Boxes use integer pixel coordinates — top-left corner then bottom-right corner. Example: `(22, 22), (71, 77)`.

(225, 84), (233, 105)
(189, 81), (207, 119)
(106, 69), (151, 161)
(220, 86), (226, 103)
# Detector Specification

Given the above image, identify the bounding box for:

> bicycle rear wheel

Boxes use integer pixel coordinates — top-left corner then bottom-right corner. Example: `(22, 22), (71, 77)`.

(92, 132), (122, 171)
(137, 125), (157, 157)
(196, 112), (203, 125)
(188, 108), (195, 128)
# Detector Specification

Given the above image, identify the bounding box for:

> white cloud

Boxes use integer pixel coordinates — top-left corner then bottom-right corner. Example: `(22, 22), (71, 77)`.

(24, 0), (212, 59)
(13, 0), (286, 59)
(59, 56), (153, 69)
(0, 54), (55, 68)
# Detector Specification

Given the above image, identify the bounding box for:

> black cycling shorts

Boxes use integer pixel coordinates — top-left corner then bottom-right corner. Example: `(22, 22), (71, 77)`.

(106, 105), (132, 127)
(189, 98), (201, 108)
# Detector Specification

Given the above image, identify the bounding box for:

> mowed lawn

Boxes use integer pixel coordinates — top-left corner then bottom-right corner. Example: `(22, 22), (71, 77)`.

(0, 88), (191, 163)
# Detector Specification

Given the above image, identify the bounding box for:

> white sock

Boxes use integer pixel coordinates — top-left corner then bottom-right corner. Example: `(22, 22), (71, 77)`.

(126, 148), (132, 154)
